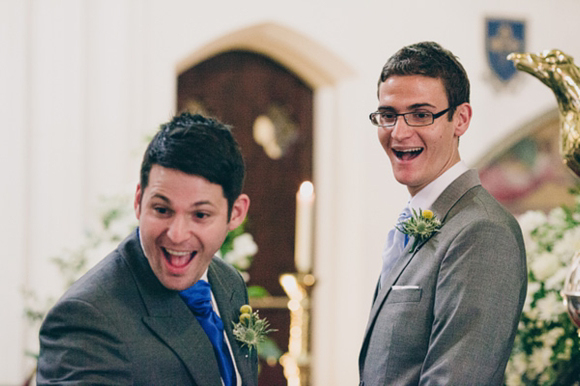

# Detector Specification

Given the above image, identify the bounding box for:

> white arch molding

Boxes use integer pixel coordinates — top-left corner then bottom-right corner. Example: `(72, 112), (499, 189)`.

(176, 22), (353, 88)
(176, 22), (355, 385)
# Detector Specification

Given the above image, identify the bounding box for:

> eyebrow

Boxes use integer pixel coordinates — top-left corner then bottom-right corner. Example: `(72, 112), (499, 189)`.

(150, 194), (213, 208)
(378, 103), (436, 111)
(151, 193), (170, 203)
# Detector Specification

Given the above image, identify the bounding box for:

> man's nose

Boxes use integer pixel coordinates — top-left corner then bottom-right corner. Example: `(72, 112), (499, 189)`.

(166, 215), (191, 243)
(390, 117), (414, 141)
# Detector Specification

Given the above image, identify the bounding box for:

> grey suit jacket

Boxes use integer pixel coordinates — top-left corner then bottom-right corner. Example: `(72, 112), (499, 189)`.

(37, 229), (258, 385)
(359, 170), (527, 386)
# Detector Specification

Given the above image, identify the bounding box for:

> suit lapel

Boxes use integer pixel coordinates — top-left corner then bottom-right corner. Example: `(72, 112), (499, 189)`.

(209, 260), (257, 386)
(366, 240), (416, 331)
(121, 231), (222, 386)
(142, 309), (222, 386)
(362, 170), (482, 350)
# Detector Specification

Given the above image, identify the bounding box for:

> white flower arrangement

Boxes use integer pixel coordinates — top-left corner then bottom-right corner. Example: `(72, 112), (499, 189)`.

(505, 187), (580, 386)
(222, 233), (258, 271)
(218, 221), (259, 284)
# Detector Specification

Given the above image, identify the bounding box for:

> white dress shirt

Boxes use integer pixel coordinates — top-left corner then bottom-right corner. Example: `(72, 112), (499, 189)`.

(409, 160), (469, 212)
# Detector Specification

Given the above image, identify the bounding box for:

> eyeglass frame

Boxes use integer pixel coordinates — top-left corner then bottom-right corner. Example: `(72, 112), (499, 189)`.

(369, 107), (452, 128)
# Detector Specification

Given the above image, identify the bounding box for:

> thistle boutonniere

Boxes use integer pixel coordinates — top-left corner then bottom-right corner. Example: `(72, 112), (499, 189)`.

(232, 305), (276, 352)
(397, 209), (442, 253)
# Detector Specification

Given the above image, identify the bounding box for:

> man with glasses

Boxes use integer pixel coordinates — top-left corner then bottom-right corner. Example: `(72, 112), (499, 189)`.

(359, 42), (527, 385)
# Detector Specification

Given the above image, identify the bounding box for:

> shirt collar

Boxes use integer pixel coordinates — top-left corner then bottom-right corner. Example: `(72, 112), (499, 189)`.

(409, 160), (469, 211)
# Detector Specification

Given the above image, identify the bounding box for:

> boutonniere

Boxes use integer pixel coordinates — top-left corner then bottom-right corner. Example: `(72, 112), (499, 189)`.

(397, 209), (442, 253)
(232, 305), (276, 352)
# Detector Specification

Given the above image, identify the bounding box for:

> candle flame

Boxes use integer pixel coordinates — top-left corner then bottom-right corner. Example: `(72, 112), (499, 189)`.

(299, 181), (314, 197)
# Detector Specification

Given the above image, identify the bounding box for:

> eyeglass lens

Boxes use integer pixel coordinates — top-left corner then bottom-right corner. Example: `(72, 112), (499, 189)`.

(372, 112), (433, 127)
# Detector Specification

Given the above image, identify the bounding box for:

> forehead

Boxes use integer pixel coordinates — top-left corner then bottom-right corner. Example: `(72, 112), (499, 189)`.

(144, 165), (226, 204)
(378, 75), (447, 108)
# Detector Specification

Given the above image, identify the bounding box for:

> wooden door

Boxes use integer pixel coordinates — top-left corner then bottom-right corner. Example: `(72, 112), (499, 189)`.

(177, 50), (313, 385)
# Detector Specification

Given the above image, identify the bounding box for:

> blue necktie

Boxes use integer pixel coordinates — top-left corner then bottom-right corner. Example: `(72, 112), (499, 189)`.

(380, 206), (412, 287)
(179, 280), (237, 386)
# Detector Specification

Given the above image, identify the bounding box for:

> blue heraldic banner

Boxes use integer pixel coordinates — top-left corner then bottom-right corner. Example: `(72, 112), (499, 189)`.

(486, 18), (526, 83)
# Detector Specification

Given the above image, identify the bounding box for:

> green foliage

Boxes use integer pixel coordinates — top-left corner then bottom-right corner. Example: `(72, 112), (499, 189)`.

(247, 285), (270, 298)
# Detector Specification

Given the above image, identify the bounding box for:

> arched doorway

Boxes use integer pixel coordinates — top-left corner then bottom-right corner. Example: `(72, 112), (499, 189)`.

(178, 49), (313, 384)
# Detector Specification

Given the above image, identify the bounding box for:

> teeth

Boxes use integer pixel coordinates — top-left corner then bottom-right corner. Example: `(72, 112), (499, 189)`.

(164, 248), (196, 269)
(397, 148), (422, 153)
(165, 248), (192, 256)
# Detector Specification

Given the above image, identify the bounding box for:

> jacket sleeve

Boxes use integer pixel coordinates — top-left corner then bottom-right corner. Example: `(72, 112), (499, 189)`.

(420, 218), (526, 385)
(37, 297), (133, 385)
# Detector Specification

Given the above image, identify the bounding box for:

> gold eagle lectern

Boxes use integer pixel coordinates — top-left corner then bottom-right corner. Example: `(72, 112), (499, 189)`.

(508, 49), (580, 331)
(508, 49), (580, 177)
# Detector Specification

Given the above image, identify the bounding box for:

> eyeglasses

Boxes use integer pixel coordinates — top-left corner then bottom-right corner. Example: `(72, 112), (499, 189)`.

(369, 107), (451, 128)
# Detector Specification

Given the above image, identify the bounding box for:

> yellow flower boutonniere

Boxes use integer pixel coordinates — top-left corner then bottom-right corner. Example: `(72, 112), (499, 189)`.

(397, 209), (442, 253)
(232, 305), (276, 352)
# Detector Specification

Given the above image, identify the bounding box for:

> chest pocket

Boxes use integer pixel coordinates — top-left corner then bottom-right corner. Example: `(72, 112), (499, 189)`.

(386, 286), (422, 304)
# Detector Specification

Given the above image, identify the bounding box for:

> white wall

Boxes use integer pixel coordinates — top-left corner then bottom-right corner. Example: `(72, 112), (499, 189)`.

(1, 0), (578, 384)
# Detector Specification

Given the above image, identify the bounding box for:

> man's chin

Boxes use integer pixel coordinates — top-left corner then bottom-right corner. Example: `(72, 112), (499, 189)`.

(157, 274), (197, 291)
(393, 174), (415, 187)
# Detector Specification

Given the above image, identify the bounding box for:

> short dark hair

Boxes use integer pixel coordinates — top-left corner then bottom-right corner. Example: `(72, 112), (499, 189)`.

(139, 112), (245, 217)
(378, 41), (470, 118)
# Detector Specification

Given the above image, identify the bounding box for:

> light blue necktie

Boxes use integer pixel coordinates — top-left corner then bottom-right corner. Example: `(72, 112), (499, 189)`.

(380, 206), (412, 287)
(179, 280), (237, 386)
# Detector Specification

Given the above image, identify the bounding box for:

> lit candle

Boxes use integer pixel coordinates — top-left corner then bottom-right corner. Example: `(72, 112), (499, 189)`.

(295, 181), (315, 273)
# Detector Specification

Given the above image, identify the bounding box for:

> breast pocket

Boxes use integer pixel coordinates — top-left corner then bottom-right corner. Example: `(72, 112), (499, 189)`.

(386, 286), (422, 304)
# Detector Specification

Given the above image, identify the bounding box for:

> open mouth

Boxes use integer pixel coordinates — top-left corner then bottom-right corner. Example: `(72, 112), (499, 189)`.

(162, 247), (197, 268)
(393, 147), (423, 161)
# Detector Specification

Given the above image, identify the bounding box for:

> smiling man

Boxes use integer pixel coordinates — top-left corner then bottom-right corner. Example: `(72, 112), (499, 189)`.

(38, 113), (258, 386)
(359, 42), (527, 385)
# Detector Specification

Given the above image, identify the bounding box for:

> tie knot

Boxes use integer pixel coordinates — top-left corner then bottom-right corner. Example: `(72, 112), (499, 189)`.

(179, 280), (213, 316)
(398, 207), (412, 223)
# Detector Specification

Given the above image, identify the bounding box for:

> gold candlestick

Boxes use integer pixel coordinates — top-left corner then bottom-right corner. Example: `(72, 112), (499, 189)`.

(279, 272), (316, 386)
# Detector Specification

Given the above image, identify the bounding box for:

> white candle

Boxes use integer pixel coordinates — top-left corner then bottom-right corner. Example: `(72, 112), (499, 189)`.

(295, 181), (315, 273)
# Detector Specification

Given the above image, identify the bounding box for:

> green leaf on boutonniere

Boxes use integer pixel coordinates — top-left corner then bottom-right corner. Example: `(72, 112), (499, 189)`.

(396, 209), (442, 253)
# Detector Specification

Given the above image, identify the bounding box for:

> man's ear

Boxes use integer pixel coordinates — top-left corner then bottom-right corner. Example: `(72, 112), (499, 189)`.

(228, 194), (250, 230)
(453, 102), (472, 138)
(134, 184), (143, 220)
